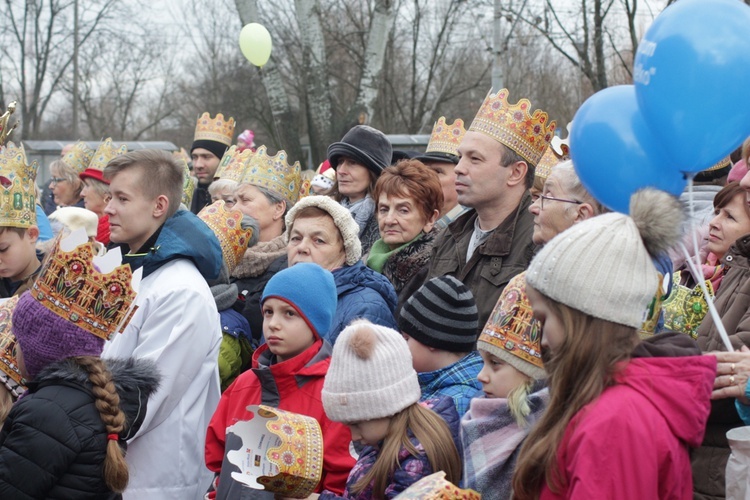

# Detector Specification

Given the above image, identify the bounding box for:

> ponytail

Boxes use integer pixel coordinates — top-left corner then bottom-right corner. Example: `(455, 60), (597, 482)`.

(74, 356), (129, 493)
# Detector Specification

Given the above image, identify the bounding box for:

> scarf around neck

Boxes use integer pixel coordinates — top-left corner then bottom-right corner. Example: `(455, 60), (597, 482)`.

(232, 234), (287, 279)
(366, 232), (423, 273)
(341, 195), (375, 235)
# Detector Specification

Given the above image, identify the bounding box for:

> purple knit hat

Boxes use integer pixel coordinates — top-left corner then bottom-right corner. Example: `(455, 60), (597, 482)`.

(12, 292), (104, 380)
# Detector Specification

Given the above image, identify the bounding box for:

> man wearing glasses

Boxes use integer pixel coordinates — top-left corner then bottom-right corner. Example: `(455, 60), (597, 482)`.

(424, 88), (555, 331)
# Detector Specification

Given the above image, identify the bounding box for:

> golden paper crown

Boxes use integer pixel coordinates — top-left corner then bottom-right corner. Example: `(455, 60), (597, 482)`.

(0, 142), (38, 229)
(198, 201), (253, 272)
(535, 122), (571, 180)
(394, 471), (481, 499)
(62, 141), (95, 174)
(87, 138), (127, 174)
(32, 229), (141, 341)
(215, 145), (254, 184)
(469, 89), (556, 166)
(194, 112), (236, 146)
(480, 272), (544, 375)
(0, 102), (18, 147)
(171, 154), (195, 207)
(425, 117), (466, 157)
(242, 146), (301, 204)
(704, 155), (732, 173)
(0, 296), (25, 398)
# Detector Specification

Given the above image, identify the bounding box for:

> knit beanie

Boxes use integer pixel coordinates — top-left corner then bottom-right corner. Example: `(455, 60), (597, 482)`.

(526, 189), (682, 328)
(322, 320), (421, 422)
(398, 276), (479, 352)
(261, 263), (337, 338)
(12, 292), (104, 380)
(285, 195), (362, 266)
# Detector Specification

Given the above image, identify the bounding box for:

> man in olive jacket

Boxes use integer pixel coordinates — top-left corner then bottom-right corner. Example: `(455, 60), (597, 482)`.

(424, 88), (555, 330)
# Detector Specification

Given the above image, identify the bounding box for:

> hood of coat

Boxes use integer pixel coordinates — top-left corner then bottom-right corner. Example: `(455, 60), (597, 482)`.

(28, 357), (161, 440)
(333, 261), (398, 314)
(623, 333), (716, 448)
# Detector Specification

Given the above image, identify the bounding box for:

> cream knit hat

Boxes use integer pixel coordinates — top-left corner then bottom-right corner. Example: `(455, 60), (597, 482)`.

(526, 189), (682, 328)
(322, 319), (421, 423)
(285, 195), (362, 266)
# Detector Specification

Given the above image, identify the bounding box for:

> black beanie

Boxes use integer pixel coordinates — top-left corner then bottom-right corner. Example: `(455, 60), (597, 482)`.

(191, 139), (229, 161)
(398, 276), (479, 352)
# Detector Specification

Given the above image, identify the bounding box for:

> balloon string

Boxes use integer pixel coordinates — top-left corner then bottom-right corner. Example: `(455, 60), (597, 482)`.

(680, 176), (733, 352)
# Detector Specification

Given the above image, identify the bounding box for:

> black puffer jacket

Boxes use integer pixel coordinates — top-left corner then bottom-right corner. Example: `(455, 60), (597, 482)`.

(0, 358), (160, 499)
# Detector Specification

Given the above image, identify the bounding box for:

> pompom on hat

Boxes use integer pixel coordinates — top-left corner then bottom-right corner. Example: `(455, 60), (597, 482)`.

(285, 195), (362, 266)
(322, 320), (421, 423)
(526, 188), (683, 328)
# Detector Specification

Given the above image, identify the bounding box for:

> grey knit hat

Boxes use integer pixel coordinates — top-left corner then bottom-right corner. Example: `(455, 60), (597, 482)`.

(285, 195), (362, 266)
(526, 189), (683, 328)
(322, 320), (421, 422)
(398, 276), (479, 352)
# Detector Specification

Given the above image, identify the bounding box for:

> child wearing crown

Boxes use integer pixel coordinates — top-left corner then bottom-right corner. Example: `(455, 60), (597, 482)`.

(0, 229), (160, 498)
(0, 143), (43, 299)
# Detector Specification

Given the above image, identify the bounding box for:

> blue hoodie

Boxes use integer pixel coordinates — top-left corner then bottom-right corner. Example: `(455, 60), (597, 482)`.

(329, 261), (398, 344)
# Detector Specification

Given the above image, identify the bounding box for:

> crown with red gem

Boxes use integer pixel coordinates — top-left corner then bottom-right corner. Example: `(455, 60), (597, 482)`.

(215, 145), (254, 184)
(0, 142), (38, 229)
(425, 117), (466, 157)
(198, 200), (253, 272)
(32, 229), (142, 341)
(242, 146), (301, 204)
(194, 112), (236, 146)
(0, 295), (25, 399)
(535, 122), (571, 180)
(469, 89), (556, 167)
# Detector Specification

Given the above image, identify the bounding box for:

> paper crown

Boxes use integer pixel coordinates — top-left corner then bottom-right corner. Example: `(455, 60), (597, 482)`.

(394, 471), (480, 499)
(194, 112), (236, 146)
(704, 155), (732, 173)
(0, 102), (18, 146)
(479, 272), (544, 378)
(425, 117), (466, 158)
(535, 124), (571, 180)
(85, 138), (127, 176)
(215, 145), (253, 184)
(662, 272), (713, 341)
(31, 229), (142, 341)
(0, 142), (38, 229)
(171, 154), (195, 207)
(226, 405), (323, 498)
(241, 146), (301, 204)
(198, 200), (253, 272)
(62, 141), (95, 174)
(469, 89), (556, 166)
(0, 296), (25, 399)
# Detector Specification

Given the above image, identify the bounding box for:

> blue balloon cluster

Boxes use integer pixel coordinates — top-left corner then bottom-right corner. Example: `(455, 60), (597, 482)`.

(571, 0), (750, 213)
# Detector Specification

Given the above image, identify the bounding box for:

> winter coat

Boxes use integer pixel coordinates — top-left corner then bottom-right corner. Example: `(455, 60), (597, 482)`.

(318, 397), (461, 499)
(418, 350), (483, 418)
(540, 333), (715, 500)
(329, 261), (398, 344)
(205, 339), (355, 500)
(0, 358), (160, 500)
(424, 192), (536, 333)
(217, 308), (253, 391)
(103, 209), (223, 500)
(694, 235), (750, 499)
(370, 229), (437, 306)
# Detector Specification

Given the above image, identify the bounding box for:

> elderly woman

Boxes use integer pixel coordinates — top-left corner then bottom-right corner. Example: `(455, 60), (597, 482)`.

(232, 151), (300, 344)
(365, 160), (442, 304)
(286, 195), (398, 344)
(208, 178), (238, 208)
(49, 158), (85, 208)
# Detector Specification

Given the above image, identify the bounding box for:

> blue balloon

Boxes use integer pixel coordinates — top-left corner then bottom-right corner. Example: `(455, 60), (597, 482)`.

(570, 85), (686, 214)
(634, 0), (750, 172)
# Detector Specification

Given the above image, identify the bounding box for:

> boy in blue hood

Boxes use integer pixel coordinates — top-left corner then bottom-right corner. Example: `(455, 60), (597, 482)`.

(100, 149), (224, 500)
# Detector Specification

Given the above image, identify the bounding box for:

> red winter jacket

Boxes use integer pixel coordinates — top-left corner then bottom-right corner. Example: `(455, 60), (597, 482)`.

(540, 354), (716, 500)
(205, 339), (355, 499)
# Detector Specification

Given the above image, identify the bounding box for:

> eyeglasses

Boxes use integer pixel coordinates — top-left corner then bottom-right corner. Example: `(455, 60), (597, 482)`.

(49, 177), (67, 185)
(539, 194), (583, 210)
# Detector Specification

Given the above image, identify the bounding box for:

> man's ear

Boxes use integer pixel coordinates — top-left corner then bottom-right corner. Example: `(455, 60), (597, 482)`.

(153, 195), (170, 218)
(506, 160), (528, 188)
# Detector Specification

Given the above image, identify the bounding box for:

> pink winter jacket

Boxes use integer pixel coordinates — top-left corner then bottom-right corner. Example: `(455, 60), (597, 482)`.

(540, 354), (716, 500)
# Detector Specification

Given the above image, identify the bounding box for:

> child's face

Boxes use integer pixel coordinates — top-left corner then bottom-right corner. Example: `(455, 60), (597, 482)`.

(526, 284), (565, 353)
(347, 417), (390, 446)
(262, 298), (315, 362)
(0, 228), (38, 282)
(402, 333), (434, 373)
(477, 350), (530, 399)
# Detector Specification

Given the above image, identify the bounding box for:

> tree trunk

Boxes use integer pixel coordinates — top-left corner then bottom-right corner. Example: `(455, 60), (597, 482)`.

(593, 0), (608, 91)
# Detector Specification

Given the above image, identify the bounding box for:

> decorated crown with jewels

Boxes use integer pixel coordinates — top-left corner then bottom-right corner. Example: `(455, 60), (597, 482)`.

(87, 138), (127, 175)
(32, 229), (141, 341)
(425, 117), (466, 158)
(170, 153), (195, 208)
(469, 89), (556, 167)
(0, 142), (38, 229)
(215, 145), (254, 184)
(536, 123), (572, 180)
(242, 146), (301, 204)
(198, 200), (253, 272)
(0, 295), (25, 399)
(194, 112), (236, 146)
(62, 141), (96, 174)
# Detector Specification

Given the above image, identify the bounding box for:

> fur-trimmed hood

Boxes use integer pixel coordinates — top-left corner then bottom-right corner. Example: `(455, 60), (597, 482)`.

(28, 357), (161, 440)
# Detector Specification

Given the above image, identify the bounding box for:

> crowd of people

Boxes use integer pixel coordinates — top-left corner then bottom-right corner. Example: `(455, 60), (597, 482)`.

(0, 85), (746, 499)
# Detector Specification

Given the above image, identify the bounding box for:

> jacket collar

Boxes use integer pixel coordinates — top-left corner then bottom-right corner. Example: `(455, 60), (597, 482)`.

(251, 339), (332, 393)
